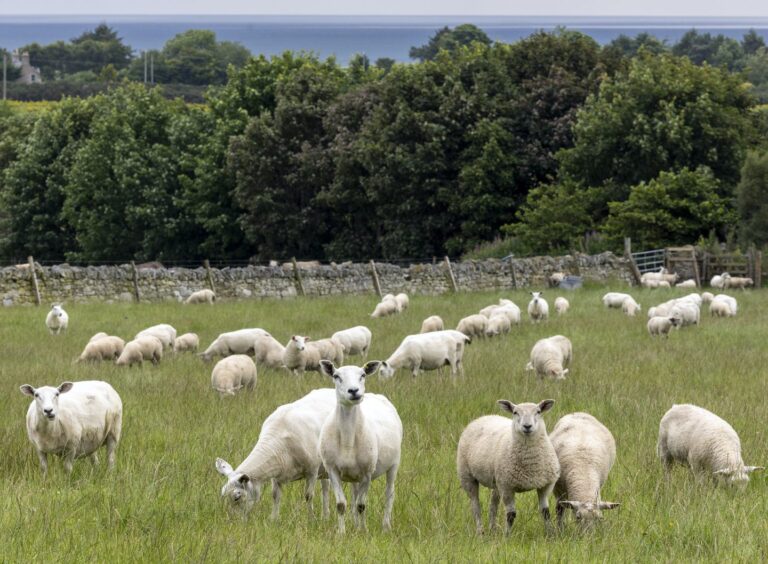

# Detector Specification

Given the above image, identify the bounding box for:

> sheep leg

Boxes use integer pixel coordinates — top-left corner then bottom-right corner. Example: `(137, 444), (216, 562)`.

(462, 477), (484, 534)
(488, 488), (500, 532)
(37, 450), (48, 475)
(63, 452), (75, 475)
(89, 452), (99, 467)
(382, 464), (398, 532)
(556, 500), (566, 528)
(321, 478), (330, 519)
(304, 473), (318, 518)
(270, 480), (282, 521)
(106, 434), (118, 470)
(537, 483), (555, 534)
(354, 478), (371, 531)
(501, 490), (517, 535)
(350, 482), (361, 528)
(327, 467), (347, 533)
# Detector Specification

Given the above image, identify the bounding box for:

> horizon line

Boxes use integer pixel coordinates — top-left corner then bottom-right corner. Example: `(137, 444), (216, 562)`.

(2, 13), (768, 17)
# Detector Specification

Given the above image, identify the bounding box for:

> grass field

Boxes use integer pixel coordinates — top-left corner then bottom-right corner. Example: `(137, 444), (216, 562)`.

(0, 287), (766, 562)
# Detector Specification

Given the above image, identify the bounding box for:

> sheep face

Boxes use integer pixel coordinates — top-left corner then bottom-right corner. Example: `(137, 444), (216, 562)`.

(558, 500), (619, 525)
(378, 361), (395, 379)
(19, 382), (74, 420)
(215, 458), (258, 515)
(291, 335), (308, 351)
(530, 292), (543, 305)
(320, 360), (381, 406)
(713, 466), (764, 488)
(497, 399), (554, 436)
(50, 304), (65, 318)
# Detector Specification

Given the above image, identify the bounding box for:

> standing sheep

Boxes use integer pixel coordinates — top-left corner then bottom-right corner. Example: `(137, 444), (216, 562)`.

(526, 336), (572, 380)
(252, 333), (286, 369)
(20, 380), (122, 475)
(331, 326), (372, 359)
(77, 336), (126, 362)
(379, 330), (470, 379)
(116, 336), (163, 366)
(45, 304), (69, 335)
(456, 314), (488, 338)
(527, 292), (549, 323)
(602, 292), (634, 308)
(710, 273), (730, 289)
(135, 323), (177, 350)
(711, 294), (738, 317)
(394, 293), (409, 312)
(199, 328), (271, 361)
(173, 333), (200, 353)
(420, 315), (445, 333)
(485, 314), (511, 337)
(185, 289), (216, 304)
(622, 297), (641, 317)
(725, 276), (753, 290)
(701, 292), (714, 303)
(647, 316), (681, 338)
(549, 272), (566, 287)
(456, 399), (559, 535)
(88, 332), (108, 343)
(554, 297), (569, 315)
(211, 355), (257, 396)
(371, 298), (398, 318)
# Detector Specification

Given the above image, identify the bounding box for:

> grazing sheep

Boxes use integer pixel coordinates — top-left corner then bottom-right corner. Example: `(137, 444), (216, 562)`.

(701, 292), (714, 303)
(669, 301), (700, 327)
(199, 328), (271, 361)
(602, 292), (634, 308)
(526, 336), (572, 380)
(658, 404), (763, 487)
(644, 279), (671, 289)
(550, 413), (619, 526)
(394, 293), (409, 312)
(173, 333), (199, 353)
(527, 292), (549, 323)
(116, 336), (163, 366)
(549, 272), (566, 288)
(711, 294), (738, 317)
(709, 299), (735, 318)
(676, 279), (697, 288)
(77, 336), (125, 362)
(185, 289), (216, 304)
(211, 355), (257, 396)
(135, 323), (177, 350)
(420, 315), (445, 333)
(253, 333), (286, 369)
(647, 316), (681, 338)
(282, 336), (342, 375)
(457, 399), (559, 535)
(622, 297), (641, 317)
(710, 273), (730, 289)
(485, 314), (512, 337)
(647, 298), (679, 319)
(319, 361), (403, 533)
(554, 297), (569, 315)
(479, 303), (501, 318)
(331, 326), (372, 359)
(215, 388), (336, 519)
(313, 338), (345, 366)
(88, 332), (108, 343)
(45, 304), (69, 335)
(20, 380), (122, 475)
(379, 330), (470, 379)
(725, 276), (753, 290)
(457, 314), (488, 338)
(371, 298), (398, 318)
(642, 270), (678, 285)
(493, 303), (522, 325)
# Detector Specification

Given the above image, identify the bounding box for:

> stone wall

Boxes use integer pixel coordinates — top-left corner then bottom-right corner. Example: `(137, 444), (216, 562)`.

(0, 252), (633, 306)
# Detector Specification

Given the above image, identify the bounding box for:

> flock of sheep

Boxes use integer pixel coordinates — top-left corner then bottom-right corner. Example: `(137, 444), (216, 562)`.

(22, 273), (762, 535)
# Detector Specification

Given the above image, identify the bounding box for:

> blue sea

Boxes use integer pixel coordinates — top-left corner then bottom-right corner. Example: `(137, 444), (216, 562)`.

(2, 15), (768, 63)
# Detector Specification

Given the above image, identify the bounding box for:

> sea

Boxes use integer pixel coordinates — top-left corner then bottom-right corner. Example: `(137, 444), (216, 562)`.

(2, 15), (768, 63)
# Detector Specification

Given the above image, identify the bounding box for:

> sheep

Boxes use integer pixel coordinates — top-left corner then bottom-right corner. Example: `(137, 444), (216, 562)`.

(211, 355), (257, 396)
(116, 336), (163, 366)
(647, 298), (679, 319)
(456, 399), (559, 535)
(711, 294), (738, 316)
(456, 314), (488, 338)
(371, 297), (398, 318)
(199, 328), (271, 362)
(19, 380), (122, 475)
(710, 273), (730, 289)
(135, 323), (177, 350)
(527, 292), (549, 323)
(725, 276), (754, 290)
(676, 279), (697, 288)
(173, 333), (199, 353)
(77, 336), (125, 363)
(679, 293), (703, 307)
(701, 292), (714, 303)
(420, 315), (445, 333)
(479, 303), (501, 317)
(622, 297), (641, 317)
(318, 360), (403, 533)
(669, 301), (700, 327)
(549, 413), (619, 526)
(657, 404), (763, 487)
(379, 330), (470, 379)
(602, 292), (634, 308)
(647, 316), (681, 338)
(554, 297), (569, 315)
(252, 333), (286, 369)
(45, 304), (69, 335)
(644, 279), (671, 289)
(549, 272), (566, 288)
(88, 332), (108, 343)
(485, 314), (512, 337)
(331, 326), (372, 359)
(282, 336), (343, 375)
(215, 388), (336, 519)
(526, 336), (572, 380)
(493, 303), (522, 325)
(185, 289), (216, 304)
(642, 270), (678, 285)
(394, 293), (409, 312)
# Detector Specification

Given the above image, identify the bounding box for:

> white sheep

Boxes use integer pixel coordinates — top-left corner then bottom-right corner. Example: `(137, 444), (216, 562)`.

(282, 336), (343, 375)
(526, 335), (572, 380)
(371, 298), (398, 318)
(710, 273), (730, 289)
(185, 288), (216, 304)
(549, 272), (566, 287)
(20, 380), (122, 474)
(456, 314), (488, 338)
(88, 332), (108, 343)
(479, 303), (501, 317)
(647, 316), (681, 338)
(215, 388), (336, 519)
(622, 297), (641, 317)
(527, 292), (549, 322)
(394, 293), (409, 311)
(711, 294), (738, 316)
(116, 336), (163, 366)
(253, 333), (286, 369)
(669, 301), (700, 327)
(642, 269), (678, 285)
(725, 276), (754, 290)
(602, 292), (633, 308)
(331, 326), (372, 359)
(135, 323), (177, 350)
(199, 328), (271, 361)
(318, 360), (403, 533)
(77, 336), (125, 362)
(173, 333), (199, 353)
(679, 293), (703, 307)
(379, 330), (470, 379)
(554, 297), (569, 315)
(701, 292), (714, 303)
(549, 412), (619, 526)
(675, 279), (697, 288)
(211, 355), (257, 396)
(493, 303), (522, 325)
(420, 315), (445, 333)
(658, 404), (763, 487)
(485, 314), (512, 337)
(45, 304), (69, 335)
(457, 399), (559, 535)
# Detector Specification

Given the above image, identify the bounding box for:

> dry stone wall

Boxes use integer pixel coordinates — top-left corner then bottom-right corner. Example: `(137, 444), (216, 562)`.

(0, 252), (632, 306)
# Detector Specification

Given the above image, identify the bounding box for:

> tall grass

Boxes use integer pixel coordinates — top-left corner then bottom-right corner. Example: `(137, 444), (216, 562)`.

(0, 288), (766, 561)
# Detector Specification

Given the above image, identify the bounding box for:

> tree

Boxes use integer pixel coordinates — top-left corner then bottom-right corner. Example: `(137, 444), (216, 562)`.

(672, 29), (745, 70)
(737, 151), (768, 246)
(604, 33), (668, 59)
(409, 24), (491, 62)
(742, 29), (766, 56)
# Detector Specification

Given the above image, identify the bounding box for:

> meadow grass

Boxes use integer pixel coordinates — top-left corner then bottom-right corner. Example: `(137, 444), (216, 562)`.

(0, 287), (766, 562)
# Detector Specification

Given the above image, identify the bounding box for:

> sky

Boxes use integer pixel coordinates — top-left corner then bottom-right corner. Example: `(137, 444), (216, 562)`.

(2, 0), (768, 16)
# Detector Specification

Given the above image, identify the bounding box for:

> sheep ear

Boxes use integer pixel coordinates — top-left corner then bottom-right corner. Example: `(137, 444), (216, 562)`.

(362, 361), (381, 376)
(238, 474), (250, 485)
(58, 382), (74, 394)
(598, 502), (620, 510)
(745, 466), (764, 473)
(304, 336), (311, 342)
(20, 384), (35, 396)
(319, 360), (335, 378)
(215, 458), (234, 477)
(538, 399), (555, 413)
(497, 400), (515, 413)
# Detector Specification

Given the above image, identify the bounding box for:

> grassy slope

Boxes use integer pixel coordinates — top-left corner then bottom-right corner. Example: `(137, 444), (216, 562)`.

(0, 287), (766, 561)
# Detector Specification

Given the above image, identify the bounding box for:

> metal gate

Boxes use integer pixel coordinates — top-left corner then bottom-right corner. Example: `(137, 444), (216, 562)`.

(631, 248), (666, 274)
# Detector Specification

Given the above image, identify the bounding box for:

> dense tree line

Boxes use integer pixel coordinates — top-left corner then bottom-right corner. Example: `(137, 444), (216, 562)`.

(1, 27), (768, 263)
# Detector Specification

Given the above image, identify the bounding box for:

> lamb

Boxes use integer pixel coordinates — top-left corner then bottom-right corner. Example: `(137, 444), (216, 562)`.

(549, 413), (619, 526)
(199, 328), (271, 361)
(711, 294), (738, 316)
(725, 276), (754, 290)
(527, 292), (549, 323)
(657, 404), (763, 487)
(554, 297), (569, 315)
(379, 330), (470, 379)
(420, 315), (445, 333)
(77, 336), (125, 362)
(282, 336), (343, 375)
(485, 314), (512, 337)
(526, 336), (572, 380)
(215, 388), (336, 519)
(331, 326), (372, 359)
(647, 316), (681, 338)
(456, 399), (559, 535)
(457, 314), (488, 338)
(701, 292), (714, 303)
(45, 304), (69, 335)
(371, 297), (398, 318)
(135, 323), (177, 350)
(116, 336), (163, 366)
(622, 297), (641, 317)
(394, 293), (409, 312)
(675, 279), (697, 288)
(185, 289), (216, 304)
(173, 333), (199, 353)
(710, 273), (730, 289)
(669, 301), (700, 327)
(211, 354), (257, 396)
(549, 272), (566, 288)
(252, 333), (286, 369)
(602, 292), (634, 308)
(318, 360), (403, 533)
(20, 380), (122, 474)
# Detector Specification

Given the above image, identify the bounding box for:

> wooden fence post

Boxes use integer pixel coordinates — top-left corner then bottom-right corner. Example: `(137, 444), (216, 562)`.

(291, 257), (305, 296)
(755, 249), (763, 288)
(509, 260), (518, 289)
(444, 256), (458, 292)
(623, 238), (642, 286)
(690, 246), (701, 288)
(130, 261), (141, 303)
(27, 255), (41, 306)
(203, 259), (216, 294)
(369, 260), (382, 297)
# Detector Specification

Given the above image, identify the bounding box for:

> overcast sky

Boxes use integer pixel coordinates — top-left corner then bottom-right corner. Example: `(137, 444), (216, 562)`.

(2, 0), (768, 16)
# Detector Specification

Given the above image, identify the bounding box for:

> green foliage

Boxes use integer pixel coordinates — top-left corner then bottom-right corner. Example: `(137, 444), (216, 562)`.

(0, 48), (22, 81)
(736, 150), (768, 246)
(672, 29), (745, 70)
(409, 24), (491, 62)
(603, 33), (668, 59)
